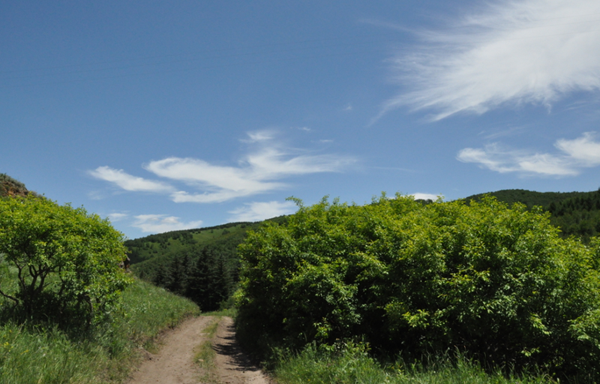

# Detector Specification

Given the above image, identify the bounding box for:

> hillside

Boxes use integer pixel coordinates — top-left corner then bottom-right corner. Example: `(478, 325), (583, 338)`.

(465, 188), (600, 241)
(127, 222), (255, 285)
(128, 188), (600, 299)
(126, 216), (288, 310)
(0, 173), (31, 197)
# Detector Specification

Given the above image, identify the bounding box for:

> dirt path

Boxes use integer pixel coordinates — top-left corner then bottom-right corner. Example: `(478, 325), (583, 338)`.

(212, 317), (272, 384)
(127, 316), (272, 384)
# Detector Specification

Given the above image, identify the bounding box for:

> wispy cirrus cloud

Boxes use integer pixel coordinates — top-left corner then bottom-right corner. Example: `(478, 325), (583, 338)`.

(132, 214), (203, 233)
(89, 130), (357, 203)
(228, 201), (297, 222)
(458, 132), (600, 176)
(88, 166), (174, 193)
(383, 0), (600, 120)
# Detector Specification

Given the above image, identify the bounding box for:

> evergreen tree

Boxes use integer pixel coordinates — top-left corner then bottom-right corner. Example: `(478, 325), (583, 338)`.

(166, 256), (183, 295)
(186, 246), (216, 310)
(212, 255), (231, 306)
(154, 266), (166, 287)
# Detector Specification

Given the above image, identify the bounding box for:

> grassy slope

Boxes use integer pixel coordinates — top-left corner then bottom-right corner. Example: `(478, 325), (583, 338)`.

(129, 222), (252, 277)
(0, 278), (199, 384)
(126, 222), (253, 265)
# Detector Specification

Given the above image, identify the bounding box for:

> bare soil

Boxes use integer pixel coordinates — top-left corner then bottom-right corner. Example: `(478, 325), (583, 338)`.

(127, 316), (272, 384)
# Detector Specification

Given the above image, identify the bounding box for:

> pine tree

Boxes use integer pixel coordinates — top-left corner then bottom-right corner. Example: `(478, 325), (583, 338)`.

(154, 266), (166, 287)
(186, 247), (215, 310)
(212, 255), (231, 306)
(166, 256), (183, 295)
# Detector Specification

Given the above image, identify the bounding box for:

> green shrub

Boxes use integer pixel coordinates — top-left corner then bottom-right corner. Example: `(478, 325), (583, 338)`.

(0, 195), (132, 326)
(237, 195), (600, 379)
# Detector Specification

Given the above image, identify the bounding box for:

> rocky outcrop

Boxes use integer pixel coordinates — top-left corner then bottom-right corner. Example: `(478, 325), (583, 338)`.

(0, 174), (31, 198)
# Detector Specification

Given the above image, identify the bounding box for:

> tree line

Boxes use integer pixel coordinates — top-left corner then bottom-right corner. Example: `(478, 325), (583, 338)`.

(467, 188), (600, 241)
(141, 245), (234, 312)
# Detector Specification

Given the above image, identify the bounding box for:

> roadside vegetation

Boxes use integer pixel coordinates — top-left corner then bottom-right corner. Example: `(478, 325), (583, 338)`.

(273, 342), (552, 384)
(0, 276), (199, 383)
(4, 172), (600, 383)
(0, 187), (199, 383)
(237, 194), (600, 383)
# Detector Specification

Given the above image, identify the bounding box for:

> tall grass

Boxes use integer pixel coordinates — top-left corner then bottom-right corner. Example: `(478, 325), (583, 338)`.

(0, 278), (199, 383)
(273, 342), (554, 384)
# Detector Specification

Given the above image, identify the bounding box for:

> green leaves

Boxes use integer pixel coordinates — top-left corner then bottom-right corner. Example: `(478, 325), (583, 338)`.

(0, 195), (132, 326)
(237, 194), (600, 378)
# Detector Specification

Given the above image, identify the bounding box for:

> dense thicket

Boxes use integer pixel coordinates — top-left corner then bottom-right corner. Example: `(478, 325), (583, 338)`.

(237, 195), (600, 379)
(0, 194), (132, 326)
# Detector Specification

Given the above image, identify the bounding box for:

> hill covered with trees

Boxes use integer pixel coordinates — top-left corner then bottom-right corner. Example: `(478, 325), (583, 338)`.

(465, 188), (600, 242)
(126, 188), (600, 312)
(126, 216), (287, 311)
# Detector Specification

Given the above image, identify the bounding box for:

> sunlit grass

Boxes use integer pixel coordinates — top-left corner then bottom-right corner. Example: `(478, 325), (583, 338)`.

(273, 343), (554, 384)
(0, 277), (200, 383)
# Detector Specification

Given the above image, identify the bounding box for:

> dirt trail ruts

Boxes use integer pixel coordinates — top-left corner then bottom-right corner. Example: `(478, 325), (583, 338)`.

(127, 316), (272, 384)
(212, 317), (272, 384)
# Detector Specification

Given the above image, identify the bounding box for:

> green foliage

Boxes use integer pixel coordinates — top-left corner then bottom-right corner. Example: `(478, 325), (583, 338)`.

(237, 195), (600, 379)
(0, 195), (132, 326)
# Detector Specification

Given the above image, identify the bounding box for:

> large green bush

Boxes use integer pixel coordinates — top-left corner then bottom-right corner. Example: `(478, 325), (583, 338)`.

(237, 195), (600, 378)
(0, 195), (132, 326)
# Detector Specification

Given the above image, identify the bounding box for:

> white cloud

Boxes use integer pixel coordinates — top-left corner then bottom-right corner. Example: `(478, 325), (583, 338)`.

(132, 214), (203, 234)
(88, 166), (174, 193)
(107, 213), (128, 222)
(385, 0), (600, 120)
(228, 201), (297, 222)
(457, 132), (600, 176)
(555, 132), (600, 165)
(90, 130), (356, 204)
(411, 193), (441, 201)
(145, 131), (356, 203)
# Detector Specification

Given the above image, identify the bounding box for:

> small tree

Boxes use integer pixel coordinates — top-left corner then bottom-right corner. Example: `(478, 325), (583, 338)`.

(0, 195), (132, 325)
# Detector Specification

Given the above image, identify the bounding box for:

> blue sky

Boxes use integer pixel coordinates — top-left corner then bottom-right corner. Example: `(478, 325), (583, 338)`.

(3, 0), (600, 239)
